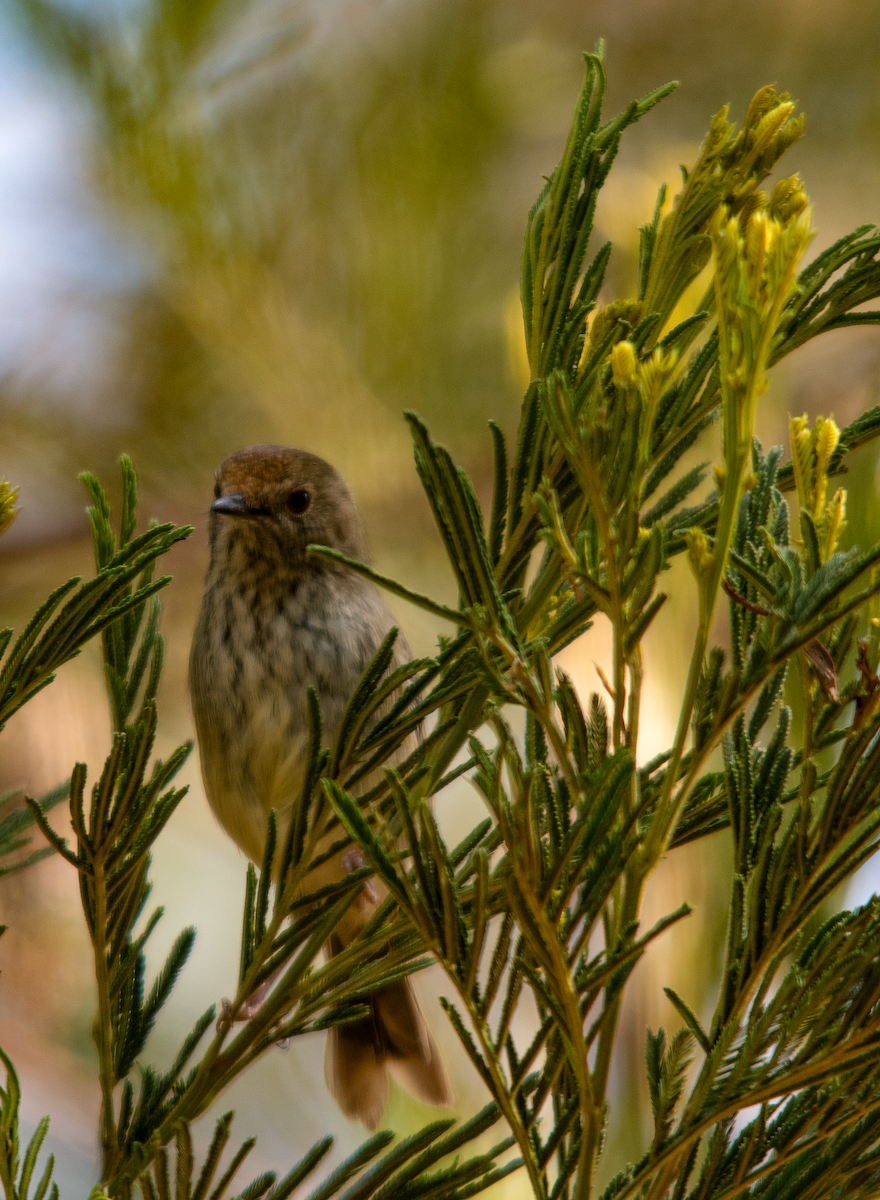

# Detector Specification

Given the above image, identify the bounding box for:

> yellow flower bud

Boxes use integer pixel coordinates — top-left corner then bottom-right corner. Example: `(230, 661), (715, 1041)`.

(611, 340), (637, 388)
(822, 488), (846, 559)
(0, 481), (18, 540)
(685, 527), (714, 580)
(813, 416), (840, 476)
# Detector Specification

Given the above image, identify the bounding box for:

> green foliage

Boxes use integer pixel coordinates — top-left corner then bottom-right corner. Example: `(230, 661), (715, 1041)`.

(0, 462), (512, 1198)
(0, 783), (67, 877)
(0, 1047), (59, 1200)
(0, 455), (187, 739)
(314, 47), (880, 1200)
(135, 1103), (517, 1200)
(0, 483), (17, 542)
(5, 36), (880, 1200)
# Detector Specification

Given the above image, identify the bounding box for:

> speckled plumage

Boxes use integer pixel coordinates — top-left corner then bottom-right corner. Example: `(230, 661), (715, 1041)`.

(189, 445), (452, 1128)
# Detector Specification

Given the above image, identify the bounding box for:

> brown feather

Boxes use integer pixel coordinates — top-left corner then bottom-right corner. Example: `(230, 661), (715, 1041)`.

(189, 445), (453, 1127)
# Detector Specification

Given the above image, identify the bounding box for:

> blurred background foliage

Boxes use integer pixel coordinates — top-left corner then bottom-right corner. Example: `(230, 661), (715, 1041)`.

(1, 0), (880, 1191)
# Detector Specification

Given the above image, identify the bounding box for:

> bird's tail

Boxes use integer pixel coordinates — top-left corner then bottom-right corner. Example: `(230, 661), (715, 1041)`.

(324, 975), (454, 1130)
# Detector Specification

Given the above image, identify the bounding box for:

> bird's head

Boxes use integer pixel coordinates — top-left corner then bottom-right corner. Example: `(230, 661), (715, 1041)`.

(209, 445), (369, 573)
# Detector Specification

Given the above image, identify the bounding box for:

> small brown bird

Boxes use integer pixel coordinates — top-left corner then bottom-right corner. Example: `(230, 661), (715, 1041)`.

(189, 444), (452, 1129)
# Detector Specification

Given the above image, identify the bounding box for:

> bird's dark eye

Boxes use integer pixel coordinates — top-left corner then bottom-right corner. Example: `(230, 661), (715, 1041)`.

(287, 489), (311, 514)
(213, 480), (221, 499)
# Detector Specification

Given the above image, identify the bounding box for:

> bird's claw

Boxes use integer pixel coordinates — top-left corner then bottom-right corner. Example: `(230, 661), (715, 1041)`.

(217, 975), (277, 1031)
(342, 846), (379, 908)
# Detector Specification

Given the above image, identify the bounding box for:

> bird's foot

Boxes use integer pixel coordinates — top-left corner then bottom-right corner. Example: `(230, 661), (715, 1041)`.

(216, 850), (376, 1042)
(218, 968), (283, 1033)
(342, 846), (379, 910)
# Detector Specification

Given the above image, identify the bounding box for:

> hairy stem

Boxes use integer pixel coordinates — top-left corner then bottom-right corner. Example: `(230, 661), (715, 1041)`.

(93, 862), (119, 1185)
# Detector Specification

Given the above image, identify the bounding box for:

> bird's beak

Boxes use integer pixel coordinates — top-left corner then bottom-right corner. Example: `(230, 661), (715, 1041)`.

(211, 493), (255, 517)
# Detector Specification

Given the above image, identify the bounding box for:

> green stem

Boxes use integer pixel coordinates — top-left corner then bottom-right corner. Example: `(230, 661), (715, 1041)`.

(644, 424), (750, 869)
(587, 645), (646, 1159)
(575, 459), (627, 749)
(590, 867), (644, 1107)
(626, 652), (643, 788)
(93, 863), (119, 1186)
(511, 857), (599, 1199)
(470, 1007), (549, 1200)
